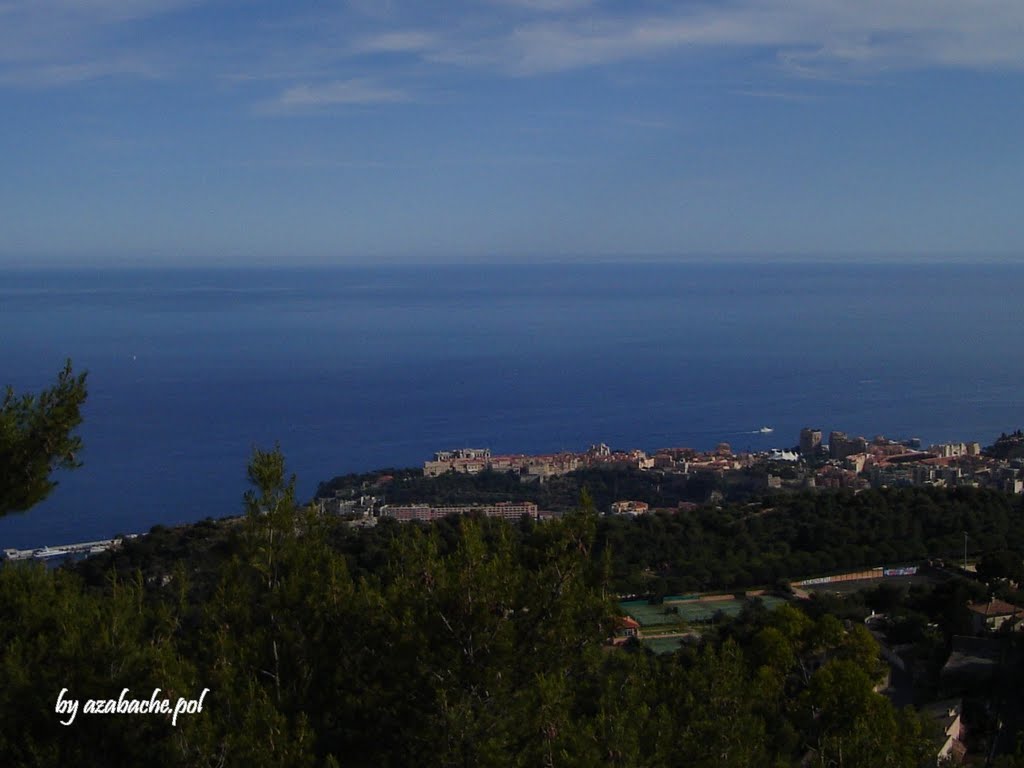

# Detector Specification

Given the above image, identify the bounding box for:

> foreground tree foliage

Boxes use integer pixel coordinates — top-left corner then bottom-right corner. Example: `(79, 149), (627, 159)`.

(0, 360), (88, 516)
(0, 448), (939, 767)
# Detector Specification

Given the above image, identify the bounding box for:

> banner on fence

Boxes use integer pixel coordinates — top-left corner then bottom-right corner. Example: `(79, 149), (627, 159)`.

(883, 566), (918, 577)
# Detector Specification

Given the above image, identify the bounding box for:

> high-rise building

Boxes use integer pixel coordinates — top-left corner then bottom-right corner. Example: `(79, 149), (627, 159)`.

(799, 428), (822, 457)
(829, 431), (867, 461)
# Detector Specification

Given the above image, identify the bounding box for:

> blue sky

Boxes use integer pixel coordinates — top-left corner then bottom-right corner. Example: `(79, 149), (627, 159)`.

(2, 0), (1023, 265)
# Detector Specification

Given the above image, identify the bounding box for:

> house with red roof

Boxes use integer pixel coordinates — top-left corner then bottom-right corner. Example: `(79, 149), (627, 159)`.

(967, 598), (1023, 634)
(611, 616), (641, 645)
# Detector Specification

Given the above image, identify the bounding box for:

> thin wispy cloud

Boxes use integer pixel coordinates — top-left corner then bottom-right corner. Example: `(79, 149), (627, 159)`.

(0, 56), (162, 87)
(428, 2), (1024, 77)
(0, 0), (194, 86)
(731, 88), (813, 102)
(4, 1), (1024, 94)
(495, 2), (1024, 76)
(242, 150), (398, 170)
(0, 0), (198, 54)
(352, 30), (438, 55)
(344, 0), (399, 21)
(614, 115), (673, 130)
(489, 0), (596, 11)
(264, 78), (412, 114)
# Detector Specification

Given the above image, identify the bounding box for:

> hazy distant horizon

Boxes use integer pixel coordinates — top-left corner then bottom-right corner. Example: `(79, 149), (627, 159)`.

(4, 250), (1024, 270)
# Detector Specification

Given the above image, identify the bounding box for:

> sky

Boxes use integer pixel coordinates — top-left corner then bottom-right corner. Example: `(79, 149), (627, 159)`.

(2, 0), (1024, 266)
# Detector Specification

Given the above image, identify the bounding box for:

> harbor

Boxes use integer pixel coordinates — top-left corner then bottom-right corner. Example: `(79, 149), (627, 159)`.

(2, 535), (137, 565)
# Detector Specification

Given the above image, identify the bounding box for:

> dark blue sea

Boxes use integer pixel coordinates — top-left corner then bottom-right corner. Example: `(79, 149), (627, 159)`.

(2, 261), (1022, 549)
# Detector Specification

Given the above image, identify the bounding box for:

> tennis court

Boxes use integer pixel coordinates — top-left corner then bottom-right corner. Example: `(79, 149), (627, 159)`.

(619, 600), (686, 629)
(620, 595), (788, 629)
(668, 594), (787, 623)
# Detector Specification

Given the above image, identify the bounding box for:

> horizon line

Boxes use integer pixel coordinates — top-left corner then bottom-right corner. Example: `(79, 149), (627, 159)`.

(3, 251), (1024, 270)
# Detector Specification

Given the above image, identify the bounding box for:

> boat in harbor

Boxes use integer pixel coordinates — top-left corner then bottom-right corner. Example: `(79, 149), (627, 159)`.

(32, 546), (69, 559)
(2, 535), (136, 563)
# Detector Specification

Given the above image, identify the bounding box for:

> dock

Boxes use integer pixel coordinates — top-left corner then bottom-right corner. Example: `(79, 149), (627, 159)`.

(2, 535), (137, 564)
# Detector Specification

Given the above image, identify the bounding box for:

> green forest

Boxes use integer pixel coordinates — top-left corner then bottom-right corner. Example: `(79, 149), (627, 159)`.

(1, 446), (941, 767)
(321, 464), (1024, 595)
(596, 485), (1024, 595)
(2, 365), (1023, 766)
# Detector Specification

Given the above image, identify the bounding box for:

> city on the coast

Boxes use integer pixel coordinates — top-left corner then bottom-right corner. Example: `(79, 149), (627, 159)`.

(10, 428), (1022, 563)
(318, 428), (1024, 522)
(422, 429), (1023, 495)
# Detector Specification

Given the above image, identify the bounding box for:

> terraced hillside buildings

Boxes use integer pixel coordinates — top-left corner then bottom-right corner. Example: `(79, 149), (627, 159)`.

(422, 431), (1024, 497)
(423, 443), (654, 481)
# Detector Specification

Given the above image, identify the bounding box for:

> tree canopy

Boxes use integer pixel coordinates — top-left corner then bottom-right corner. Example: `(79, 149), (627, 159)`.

(0, 447), (942, 766)
(0, 360), (88, 516)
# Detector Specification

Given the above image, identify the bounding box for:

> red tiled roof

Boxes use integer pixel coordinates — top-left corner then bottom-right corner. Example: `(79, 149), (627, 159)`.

(967, 599), (1021, 617)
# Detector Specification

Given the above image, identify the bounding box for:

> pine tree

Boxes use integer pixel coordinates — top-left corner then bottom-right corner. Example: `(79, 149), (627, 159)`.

(0, 360), (88, 515)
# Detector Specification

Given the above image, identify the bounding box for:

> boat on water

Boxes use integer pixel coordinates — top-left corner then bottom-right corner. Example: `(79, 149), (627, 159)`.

(758, 426), (774, 434)
(32, 546), (68, 559)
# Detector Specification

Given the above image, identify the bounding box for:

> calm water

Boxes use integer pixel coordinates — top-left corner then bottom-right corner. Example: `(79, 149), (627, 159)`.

(2, 261), (1022, 549)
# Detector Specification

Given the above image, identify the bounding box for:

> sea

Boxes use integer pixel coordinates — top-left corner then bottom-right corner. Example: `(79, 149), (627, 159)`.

(1, 260), (1022, 550)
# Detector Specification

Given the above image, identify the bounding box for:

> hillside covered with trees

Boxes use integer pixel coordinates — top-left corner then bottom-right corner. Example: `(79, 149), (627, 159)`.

(323, 461), (1024, 596)
(1, 366), (1021, 765)
(2, 446), (939, 767)
(596, 486), (1024, 595)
